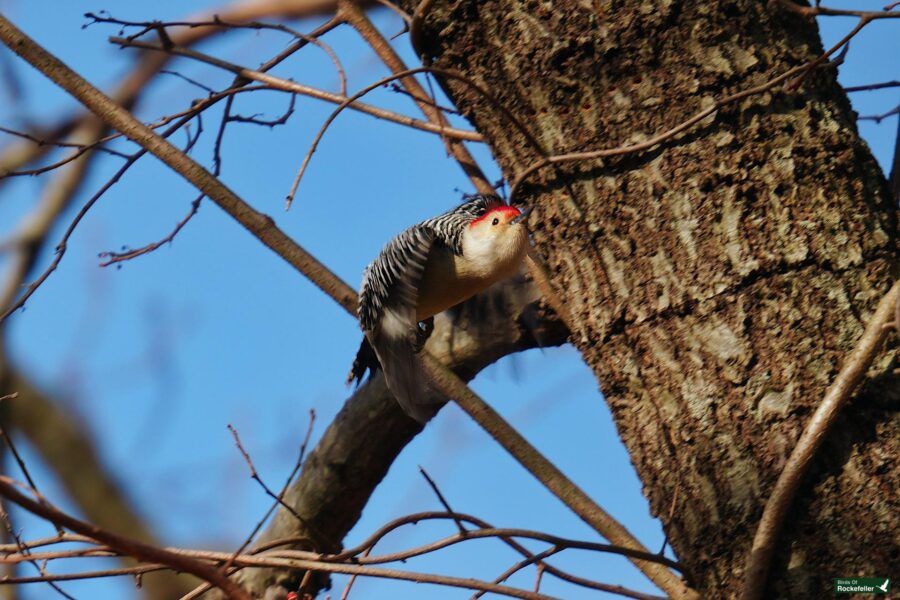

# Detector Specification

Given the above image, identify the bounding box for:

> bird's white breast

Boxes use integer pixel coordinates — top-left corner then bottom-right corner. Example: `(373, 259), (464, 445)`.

(416, 224), (528, 320)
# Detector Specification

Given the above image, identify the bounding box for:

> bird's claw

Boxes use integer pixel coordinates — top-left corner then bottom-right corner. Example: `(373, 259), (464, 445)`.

(412, 317), (435, 352)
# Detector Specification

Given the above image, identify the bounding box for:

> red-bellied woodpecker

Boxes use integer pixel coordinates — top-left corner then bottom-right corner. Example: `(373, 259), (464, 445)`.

(348, 194), (529, 421)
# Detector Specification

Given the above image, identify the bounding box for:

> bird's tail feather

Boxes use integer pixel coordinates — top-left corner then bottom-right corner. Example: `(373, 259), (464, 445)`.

(371, 332), (444, 423)
(347, 336), (380, 387)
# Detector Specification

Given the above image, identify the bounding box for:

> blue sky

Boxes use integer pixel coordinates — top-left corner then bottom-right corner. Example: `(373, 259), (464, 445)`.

(0, 1), (896, 598)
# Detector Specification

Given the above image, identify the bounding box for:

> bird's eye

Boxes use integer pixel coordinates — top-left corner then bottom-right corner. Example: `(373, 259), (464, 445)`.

(492, 217), (500, 226)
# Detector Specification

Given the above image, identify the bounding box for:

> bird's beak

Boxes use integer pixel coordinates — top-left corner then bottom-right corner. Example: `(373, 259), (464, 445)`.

(511, 207), (531, 224)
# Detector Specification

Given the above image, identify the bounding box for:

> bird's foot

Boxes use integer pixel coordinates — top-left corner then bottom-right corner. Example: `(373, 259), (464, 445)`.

(412, 317), (435, 352)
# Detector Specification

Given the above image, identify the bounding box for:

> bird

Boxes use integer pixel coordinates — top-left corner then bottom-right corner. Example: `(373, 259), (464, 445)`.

(348, 194), (530, 421)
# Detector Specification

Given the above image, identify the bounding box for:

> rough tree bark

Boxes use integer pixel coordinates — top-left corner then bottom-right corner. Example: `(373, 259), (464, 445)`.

(398, 1), (898, 598)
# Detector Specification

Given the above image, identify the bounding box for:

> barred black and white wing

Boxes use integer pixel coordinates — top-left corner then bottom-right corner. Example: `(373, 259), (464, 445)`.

(358, 225), (434, 334)
(353, 225), (438, 421)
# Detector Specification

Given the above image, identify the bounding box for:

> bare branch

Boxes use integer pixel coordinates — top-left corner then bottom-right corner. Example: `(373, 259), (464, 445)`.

(772, 0), (900, 19)
(0, 505), (75, 599)
(1, 370), (192, 598)
(226, 424), (329, 551)
(0, 477), (252, 600)
(98, 195), (202, 266)
(228, 278), (568, 596)
(0, 125), (129, 161)
(94, 14), (349, 97)
(227, 409), (317, 565)
(284, 64), (537, 206)
(342, 0), (494, 193)
(1, 16), (343, 317)
(1, 510), (680, 600)
(0, 119), (106, 315)
(0, 420), (62, 534)
(108, 36), (483, 145)
(0, 0), (353, 189)
(421, 355), (696, 599)
(858, 103), (900, 123)
(844, 80), (900, 93)
(418, 467), (466, 535)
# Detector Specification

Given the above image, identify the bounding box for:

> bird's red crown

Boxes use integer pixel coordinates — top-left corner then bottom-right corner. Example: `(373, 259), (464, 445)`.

(469, 205), (521, 227)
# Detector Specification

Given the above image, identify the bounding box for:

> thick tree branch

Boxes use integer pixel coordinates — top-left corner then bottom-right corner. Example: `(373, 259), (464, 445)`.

(228, 277), (568, 596)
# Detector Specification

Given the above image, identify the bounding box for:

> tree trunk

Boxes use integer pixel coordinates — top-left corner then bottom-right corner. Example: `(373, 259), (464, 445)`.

(403, 1), (898, 597)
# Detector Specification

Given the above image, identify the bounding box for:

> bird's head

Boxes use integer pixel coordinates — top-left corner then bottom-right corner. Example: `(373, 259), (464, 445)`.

(464, 203), (530, 266)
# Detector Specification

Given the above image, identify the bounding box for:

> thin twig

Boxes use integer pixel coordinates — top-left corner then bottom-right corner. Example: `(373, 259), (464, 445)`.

(741, 281), (900, 600)
(108, 36), (483, 144)
(98, 196), (202, 266)
(534, 563), (545, 594)
(222, 410), (322, 578)
(227, 425), (317, 536)
(773, 0), (900, 19)
(0, 564), (167, 584)
(92, 13), (349, 96)
(229, 92), (297, 127)
(476, 546), (560, 600)
(97, 82), (235, 267)
(844, 80), (900, 93)
(0, 505), (75, 599)
(0, 125), (129, 159)
(160, 69), (215, 93)
(226, 409), (317, 566)
(0, 138), (129, 178)
(321, 513), (683, 571)
(0, 425), (62, 534)
(338, 546), (372, 600)
(285, 65), (539, 206)
(858, 103), (900, 124)
(418, 466), (466, 534)
(0, 0), (348, 187)
(341, 0), (495, 195)
(5, 552), (557, 600)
